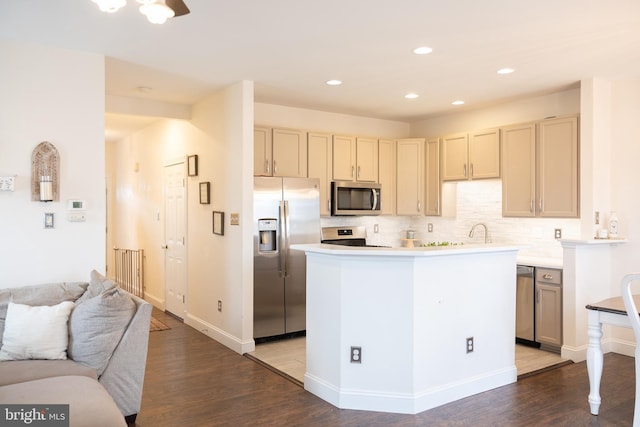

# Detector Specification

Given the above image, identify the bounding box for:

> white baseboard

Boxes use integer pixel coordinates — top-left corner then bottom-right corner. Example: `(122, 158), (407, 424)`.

(305, 366), (517, 414)
(184, 313), (255, 355)
(143, 292), (164, 311)
(562, 338), (636, 362)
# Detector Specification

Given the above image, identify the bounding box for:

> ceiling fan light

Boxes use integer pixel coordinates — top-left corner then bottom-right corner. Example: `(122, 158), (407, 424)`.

(92, 0), (127, 13)
(140, 2), (175, 24)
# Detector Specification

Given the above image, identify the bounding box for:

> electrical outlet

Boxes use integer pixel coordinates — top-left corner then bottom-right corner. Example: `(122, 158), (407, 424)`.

(595, 211), (600, 225)
(350, 346), (362, 363)
(466, 337), (474, 353)
(230, 213), (239, 226)
(218, 300), (222, 312)
(554, 228), (562, 239)
(427, 223), (433, 232)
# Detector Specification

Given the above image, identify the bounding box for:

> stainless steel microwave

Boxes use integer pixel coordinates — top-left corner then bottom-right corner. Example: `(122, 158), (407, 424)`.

(331, 181), (381, 215)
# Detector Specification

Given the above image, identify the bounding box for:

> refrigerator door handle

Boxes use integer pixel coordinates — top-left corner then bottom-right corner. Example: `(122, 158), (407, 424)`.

(283, 200), (291, 277)
(279, 201), (287, 277)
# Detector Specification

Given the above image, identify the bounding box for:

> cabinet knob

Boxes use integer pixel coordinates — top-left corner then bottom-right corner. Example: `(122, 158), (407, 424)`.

(543, 274), (553, 280)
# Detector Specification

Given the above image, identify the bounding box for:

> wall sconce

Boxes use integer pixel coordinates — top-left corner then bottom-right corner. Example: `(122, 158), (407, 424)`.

(31, 141), (59, 202)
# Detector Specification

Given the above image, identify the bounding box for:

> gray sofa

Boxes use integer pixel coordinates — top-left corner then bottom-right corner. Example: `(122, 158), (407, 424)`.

(0, 271), (152, 426)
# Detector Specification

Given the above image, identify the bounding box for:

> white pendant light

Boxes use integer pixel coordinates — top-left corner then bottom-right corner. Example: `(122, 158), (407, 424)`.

(92, 0), (127, 13)
(138, 0), (175, 24)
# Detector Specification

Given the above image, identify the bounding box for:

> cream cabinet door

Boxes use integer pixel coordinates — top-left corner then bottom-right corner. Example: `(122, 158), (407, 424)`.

(535, 283), (562, 348)
(424, 138), (440, 216)
(332, 135), (356, 181)
(502, 123), (536, 217)
(378, 139), (396, 215)
(308, 132), (333, 216)
(441, 133), (468, 181)
(272, 128), (307, 177)
(254, 126), (272, 176)
(356, 137), (378, 182)
(396, 138), (424, 216)
(469, 128), (500, 179)
(537, 116), (579, 218)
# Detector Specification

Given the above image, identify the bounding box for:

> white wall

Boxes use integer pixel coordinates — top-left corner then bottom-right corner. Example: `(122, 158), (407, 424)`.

(0, 41), (105, 287)
(611, 76), (640, 289)
(108, 81), (254, 353)
(410, 88), (580, 137)
(255, 103), (410, 138)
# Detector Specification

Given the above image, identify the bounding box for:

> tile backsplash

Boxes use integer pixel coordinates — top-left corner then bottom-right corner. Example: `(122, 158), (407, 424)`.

(321, 179), (579, 259)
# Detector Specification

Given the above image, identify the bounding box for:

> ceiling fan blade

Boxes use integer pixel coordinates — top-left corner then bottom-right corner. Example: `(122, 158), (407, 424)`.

(166, 0), (190, 16)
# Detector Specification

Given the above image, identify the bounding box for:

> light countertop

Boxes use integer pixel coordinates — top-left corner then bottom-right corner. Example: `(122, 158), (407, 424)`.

(292, 243), (523, 258)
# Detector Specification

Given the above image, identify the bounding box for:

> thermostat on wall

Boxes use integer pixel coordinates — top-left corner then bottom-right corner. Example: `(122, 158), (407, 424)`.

(68, 199), (86, 211)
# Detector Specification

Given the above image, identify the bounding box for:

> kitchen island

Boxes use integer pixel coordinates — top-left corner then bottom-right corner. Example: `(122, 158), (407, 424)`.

(292, 243), (522, 414)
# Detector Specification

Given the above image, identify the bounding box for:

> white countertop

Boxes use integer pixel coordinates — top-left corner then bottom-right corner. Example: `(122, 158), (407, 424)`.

(516, 255), (563, 269)
(292, 243), (523, 258)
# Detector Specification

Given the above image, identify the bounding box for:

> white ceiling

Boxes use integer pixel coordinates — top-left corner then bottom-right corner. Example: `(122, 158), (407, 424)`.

(2, 0), (640, 139)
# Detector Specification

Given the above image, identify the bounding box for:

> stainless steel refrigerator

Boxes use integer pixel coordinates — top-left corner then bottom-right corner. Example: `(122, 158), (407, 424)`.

(253, 177), (320, 340)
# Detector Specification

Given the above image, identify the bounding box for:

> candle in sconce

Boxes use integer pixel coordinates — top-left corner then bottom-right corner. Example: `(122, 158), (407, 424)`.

(40, 176), (53, 201)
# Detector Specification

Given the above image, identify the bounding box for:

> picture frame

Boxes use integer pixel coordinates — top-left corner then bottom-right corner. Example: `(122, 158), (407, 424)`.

(199, 182), (210, 204)
(187, 155), (198, 176)
(213, 211), (224, 236)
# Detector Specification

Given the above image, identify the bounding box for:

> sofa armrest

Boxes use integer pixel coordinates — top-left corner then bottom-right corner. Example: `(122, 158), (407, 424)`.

(98, 292), (152, 417)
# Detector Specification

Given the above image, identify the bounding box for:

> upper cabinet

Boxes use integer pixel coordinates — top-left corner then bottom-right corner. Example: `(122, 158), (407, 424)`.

(537, 116), (579, 218)
(424, 138), (441, 216)
(253, 127), (307, 177)
(469, 128), (500, 179)
(308, 132), (333, 216)
(502, 123), (536, 217)
(356, 137), (378, 182)
(332, 135), (356, 181)
(396, 138), (424, 216)
(502, 116), (579, 218)
(254, 126), (272, 176)
(441, 133), (469, 181)
(441, 130), (500, 181)
(378, 139), (396, 215)
(332, 135), (378, 182)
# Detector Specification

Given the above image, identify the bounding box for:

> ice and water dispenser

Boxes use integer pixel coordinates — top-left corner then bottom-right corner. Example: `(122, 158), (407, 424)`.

(258, 219), (278, 252)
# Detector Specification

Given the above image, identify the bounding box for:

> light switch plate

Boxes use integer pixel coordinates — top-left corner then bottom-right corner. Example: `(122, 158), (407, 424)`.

(230, 213), (239, 225)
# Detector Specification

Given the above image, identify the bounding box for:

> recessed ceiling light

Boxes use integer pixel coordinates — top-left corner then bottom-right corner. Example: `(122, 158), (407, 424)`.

(413, 46), (433, 55)
(452, 100), (465, 105)
(497, 68), (515, 75)
(405, 93), (419, 99)
(326, 80), (342, 86)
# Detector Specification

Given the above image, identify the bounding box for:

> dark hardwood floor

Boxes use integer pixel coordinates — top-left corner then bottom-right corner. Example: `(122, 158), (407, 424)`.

(135, 309), (635, 426)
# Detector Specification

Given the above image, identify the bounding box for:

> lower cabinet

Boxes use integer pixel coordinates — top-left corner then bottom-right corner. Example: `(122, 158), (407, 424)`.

(535, 268), (562, 351)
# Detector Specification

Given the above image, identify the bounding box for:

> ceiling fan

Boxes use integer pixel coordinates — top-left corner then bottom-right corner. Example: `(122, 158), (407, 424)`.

(91, 0), (190, 24)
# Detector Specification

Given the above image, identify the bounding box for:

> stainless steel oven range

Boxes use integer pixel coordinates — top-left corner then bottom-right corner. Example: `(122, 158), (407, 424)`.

(321, 226), (388, 247)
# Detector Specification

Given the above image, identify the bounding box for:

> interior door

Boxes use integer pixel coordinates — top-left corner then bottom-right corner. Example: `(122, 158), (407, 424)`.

(164, 162), (187, 318)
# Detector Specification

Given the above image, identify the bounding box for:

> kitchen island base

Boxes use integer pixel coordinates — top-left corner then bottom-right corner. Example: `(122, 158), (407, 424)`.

(295, 244), (521, 414)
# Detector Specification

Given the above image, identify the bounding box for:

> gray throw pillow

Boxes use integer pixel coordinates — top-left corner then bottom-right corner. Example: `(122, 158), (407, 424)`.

(68, 288), (136, 376)
(75, 270), (117, 305)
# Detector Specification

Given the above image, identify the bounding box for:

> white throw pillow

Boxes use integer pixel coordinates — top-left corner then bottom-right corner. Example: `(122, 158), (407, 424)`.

(0, 301), (75, 361)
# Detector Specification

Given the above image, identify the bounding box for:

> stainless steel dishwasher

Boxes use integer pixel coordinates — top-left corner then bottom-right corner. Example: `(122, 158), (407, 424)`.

(515, 265), (536, 344)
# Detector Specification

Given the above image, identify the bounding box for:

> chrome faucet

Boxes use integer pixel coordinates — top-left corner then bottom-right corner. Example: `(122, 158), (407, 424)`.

(469, 223), (490, 243)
